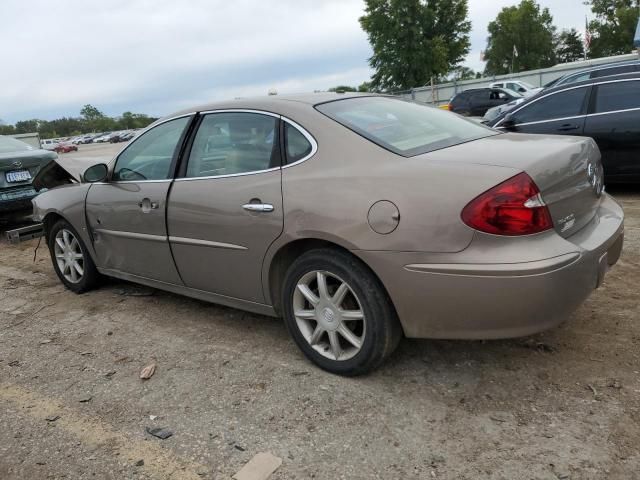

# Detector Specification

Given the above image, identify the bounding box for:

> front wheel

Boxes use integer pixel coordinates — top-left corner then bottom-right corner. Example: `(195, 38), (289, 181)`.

(282, 248), (402, 376)
(48, 219), (101, 293)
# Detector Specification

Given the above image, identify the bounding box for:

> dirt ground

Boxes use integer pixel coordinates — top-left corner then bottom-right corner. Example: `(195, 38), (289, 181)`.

(1, 149), (638, 479)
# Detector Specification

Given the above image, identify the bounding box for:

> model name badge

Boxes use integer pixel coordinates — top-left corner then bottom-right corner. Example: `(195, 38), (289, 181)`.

(558, 213), (576, 232)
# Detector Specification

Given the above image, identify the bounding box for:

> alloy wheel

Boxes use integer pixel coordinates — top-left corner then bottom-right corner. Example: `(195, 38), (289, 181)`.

(292, 270), (366, 361)
(53, 228), (84, 283)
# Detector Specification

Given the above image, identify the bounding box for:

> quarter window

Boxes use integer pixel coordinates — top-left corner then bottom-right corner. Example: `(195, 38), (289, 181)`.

(284, 123), (313, 163)
(514, 87), (587, 124)
(186, 112), (279, 178)
(113, 116), (190, 181)
(594, 80), (640, 113)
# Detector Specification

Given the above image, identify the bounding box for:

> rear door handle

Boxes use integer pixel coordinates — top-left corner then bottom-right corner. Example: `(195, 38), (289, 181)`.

(557, 124), (579, 132)
(243, 203), (274, 213)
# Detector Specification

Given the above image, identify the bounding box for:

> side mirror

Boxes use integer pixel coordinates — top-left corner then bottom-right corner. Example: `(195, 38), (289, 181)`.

(518, 87), (526, 93)
(83, 163), (108, 183)
(501, 113), (516, 130)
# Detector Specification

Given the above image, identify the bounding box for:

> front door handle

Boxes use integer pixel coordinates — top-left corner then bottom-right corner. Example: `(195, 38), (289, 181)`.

(138, 198), (159, 213)
(243, 203), (274, 213)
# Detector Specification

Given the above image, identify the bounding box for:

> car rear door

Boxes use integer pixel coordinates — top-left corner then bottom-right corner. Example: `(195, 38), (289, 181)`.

(583, 78), (640, 179)
(85, 115), (193, 283)
(166, 111), (284, 304)
(502, 85), (590, 135)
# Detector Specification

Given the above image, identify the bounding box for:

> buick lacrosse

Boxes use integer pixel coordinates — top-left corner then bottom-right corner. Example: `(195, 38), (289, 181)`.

(31, 93), (624, 375)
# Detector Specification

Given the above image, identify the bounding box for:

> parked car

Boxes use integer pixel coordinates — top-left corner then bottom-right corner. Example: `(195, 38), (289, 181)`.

(92, 133), (112, 143)
(31, 93), (623, 375)
(482, 97), (526, 123)
(489, 80), (542, 97)
(448, 88), (523, 116)
(0, 135), (57, 218)
(109, 131), (133, 143)
(488, 72), (640, 182)
(54, 143), (78, 154)
(543, 60), (640, 90)
(41, 139), (60, 151)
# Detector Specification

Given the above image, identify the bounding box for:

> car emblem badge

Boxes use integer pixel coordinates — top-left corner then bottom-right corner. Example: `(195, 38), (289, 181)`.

(11, 160), (22, 168)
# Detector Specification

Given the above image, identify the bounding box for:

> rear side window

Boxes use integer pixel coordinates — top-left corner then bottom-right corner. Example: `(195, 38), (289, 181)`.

(514, 87), (588, 124)
(316, 96), (496, 157)
(594, 80), (640, 113)
(591, 65), (639, 78)
(284, 123), (313, 163)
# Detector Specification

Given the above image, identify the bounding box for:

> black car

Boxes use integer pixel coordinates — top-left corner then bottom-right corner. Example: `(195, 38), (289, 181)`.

(0, 135), (57, 219)
(543, 59), (640, 90)
(449, 88), (522, 117)
(488, 72), (640, 182)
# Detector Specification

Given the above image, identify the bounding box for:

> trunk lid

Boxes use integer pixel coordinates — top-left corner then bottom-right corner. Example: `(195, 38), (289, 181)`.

(0, 149), (57, 190)
(422, 132), (604, 238)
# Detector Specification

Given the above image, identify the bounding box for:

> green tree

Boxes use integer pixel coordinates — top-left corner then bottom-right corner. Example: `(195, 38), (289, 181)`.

(15, 120), (40, 134)
(586, 0), (639, 57)
(360, 0), (471, 91)
(80, 104), (106, 132)
(556, 28), (585, 63)
(328, 85), (358, 93)
(357, 81), (372, 92)
(484, 0), (557, 75)
(448, 66), (477, 81)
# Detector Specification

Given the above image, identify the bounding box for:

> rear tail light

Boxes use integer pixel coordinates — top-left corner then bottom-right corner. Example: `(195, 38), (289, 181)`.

(447, 103), (453, 111)
(461, 172), (553, 236)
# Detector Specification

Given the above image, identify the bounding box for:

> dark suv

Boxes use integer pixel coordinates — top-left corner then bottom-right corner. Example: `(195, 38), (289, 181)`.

(449, 88), (522, 117)
(488, 72), (640, 182)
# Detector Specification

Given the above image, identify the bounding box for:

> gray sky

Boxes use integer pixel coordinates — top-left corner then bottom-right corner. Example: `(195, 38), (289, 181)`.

(1, 0), (590, 123)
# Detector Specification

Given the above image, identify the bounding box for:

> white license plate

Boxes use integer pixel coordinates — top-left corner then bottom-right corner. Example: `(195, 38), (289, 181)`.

(6, 170), (32, 183)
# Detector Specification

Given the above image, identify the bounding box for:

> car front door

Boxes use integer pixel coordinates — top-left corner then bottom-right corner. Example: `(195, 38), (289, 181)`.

(85, 115), (193, 283)
(583, 79), (640, 179)
(167, 111), (284, 304)
(501, 86), (590, 135)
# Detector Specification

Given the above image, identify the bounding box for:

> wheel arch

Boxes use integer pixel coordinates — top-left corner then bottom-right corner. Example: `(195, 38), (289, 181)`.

(265, 238), (402, 332)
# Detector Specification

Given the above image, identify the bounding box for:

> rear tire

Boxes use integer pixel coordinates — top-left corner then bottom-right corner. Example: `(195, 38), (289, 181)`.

(48, 219), (101, 293)
(282, 248), (402, 376)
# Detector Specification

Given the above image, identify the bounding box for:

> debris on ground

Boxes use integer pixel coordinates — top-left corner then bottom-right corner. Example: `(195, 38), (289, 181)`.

(45, 415), (60, 422)
(116, 285), (156, 297)
(140, 363), (156, 380)
(134, 459), (144, 467)
(232, 452), (282, 480)
(607, 379), (622, 389)
(78, 395), (92, 403)
(145, 427), (173, 440)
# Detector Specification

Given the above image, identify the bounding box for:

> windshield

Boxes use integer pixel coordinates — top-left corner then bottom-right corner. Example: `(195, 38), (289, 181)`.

(0, 135), (34, 154)
(316, 97), (498, 157)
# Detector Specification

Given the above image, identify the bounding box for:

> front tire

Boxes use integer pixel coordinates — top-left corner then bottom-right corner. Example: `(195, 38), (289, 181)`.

(282, 248), (402, 376)
(48, 219), (101, 293)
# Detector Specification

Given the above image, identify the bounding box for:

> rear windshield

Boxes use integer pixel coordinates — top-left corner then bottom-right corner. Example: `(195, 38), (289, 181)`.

(316, 97), (497, 157)
(0, 135), (33, 154)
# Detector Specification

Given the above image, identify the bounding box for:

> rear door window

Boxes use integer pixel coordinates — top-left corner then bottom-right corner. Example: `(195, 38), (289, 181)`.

(593, 80), (640, 113)
(185, 112), (280, 177)
(592, 65), (639, 79)
(514, 87), (588, 124)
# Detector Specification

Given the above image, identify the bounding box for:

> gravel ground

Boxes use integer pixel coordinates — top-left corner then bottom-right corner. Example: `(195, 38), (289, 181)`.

(1, 149), (638, 479)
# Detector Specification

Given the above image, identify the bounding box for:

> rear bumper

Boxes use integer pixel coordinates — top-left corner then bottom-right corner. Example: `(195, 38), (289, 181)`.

(357, 194), (624, 339)
(0, 186), (38, 213)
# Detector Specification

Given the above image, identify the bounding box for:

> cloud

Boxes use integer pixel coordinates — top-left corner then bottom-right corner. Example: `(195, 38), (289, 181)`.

(1, 0), (591, 123)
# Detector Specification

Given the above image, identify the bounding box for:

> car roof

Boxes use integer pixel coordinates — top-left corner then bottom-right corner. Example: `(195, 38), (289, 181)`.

(489, 71), (640, 125)
(164, 92), (373, 119)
